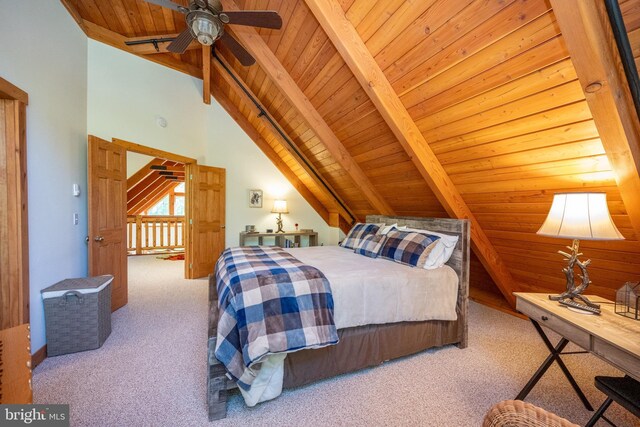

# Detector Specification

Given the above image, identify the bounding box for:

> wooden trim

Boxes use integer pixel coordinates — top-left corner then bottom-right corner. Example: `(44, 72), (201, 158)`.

(0, 77), (28, 105)
(212, 55), (353, 224)
(549, 0), (640, 237)
(31, 344), (47, 369)
(59, 0), (86, 33)
(203, 45), (211, 105)
(1, 98), (30, 328)
(113, 138), (196, 164)
(221, 0), (394, 216)
(305, 0), (518, 306)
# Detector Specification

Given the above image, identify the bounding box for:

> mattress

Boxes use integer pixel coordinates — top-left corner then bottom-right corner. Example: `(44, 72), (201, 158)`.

(285, 245), (459, 329)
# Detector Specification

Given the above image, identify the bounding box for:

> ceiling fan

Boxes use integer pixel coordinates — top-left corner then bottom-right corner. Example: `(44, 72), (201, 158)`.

(138, 0), (282, 66)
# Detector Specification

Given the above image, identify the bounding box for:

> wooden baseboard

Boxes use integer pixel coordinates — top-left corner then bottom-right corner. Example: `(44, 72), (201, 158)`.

(32, 344), (47, 369)
(470, 287), (526, 319)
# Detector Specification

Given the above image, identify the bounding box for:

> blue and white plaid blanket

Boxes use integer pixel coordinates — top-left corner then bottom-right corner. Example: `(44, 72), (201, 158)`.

(214, 246), (338, 391)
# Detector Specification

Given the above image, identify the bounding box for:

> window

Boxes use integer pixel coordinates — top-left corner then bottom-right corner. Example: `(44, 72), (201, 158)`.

(174, 196), (185, 215)
(147, 195), (169, 215)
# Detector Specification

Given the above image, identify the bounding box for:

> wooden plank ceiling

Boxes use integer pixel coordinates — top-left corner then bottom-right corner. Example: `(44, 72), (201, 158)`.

(63, 0), (640, 308)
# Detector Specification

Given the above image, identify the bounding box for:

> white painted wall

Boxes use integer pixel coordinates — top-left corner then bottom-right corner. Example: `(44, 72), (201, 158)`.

(204, 93), (333, 246)
(88, 40), (333, 247)
(0, 1), (88, 352)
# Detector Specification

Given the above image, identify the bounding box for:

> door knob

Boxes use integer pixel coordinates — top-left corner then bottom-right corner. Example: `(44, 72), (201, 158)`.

(94, 236), (105, 242)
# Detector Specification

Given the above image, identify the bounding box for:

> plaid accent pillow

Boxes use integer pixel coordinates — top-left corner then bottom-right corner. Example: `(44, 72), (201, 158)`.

(380, 230), (441, 268)
(340, 222), (383, 249)
(354, 234), (387, 258)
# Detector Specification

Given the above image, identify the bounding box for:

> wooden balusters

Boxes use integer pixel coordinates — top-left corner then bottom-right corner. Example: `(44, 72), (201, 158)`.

(126, 215), (185, 254)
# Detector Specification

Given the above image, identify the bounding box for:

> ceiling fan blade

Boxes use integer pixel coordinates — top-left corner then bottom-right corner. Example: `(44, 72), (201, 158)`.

(167, 28), (195, 54)
(142, 0), (189, 13)
(222, 11), (282, 30)
(219, 32), (256, 66)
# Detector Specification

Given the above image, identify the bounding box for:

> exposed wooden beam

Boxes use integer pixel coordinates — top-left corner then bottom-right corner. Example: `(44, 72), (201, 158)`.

(203, 46), (211, 105)
(549, 0), (640, 237)
(211, 83), (335, 226)
(124, 34), (199, 55)
(220, 0), (394, 216)
(212, 53), (354, 224)
(133, 180), (179, 215)
(305, 0), (518, 306)
(81, 20), (202, 78)
(127, 157), (164, 190)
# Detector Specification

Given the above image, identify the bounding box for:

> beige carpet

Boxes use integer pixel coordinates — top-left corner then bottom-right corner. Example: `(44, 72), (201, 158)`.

(33, 255), (638, 426)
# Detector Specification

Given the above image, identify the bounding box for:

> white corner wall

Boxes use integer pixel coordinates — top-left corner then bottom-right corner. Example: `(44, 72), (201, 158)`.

(0, 1), (88, 352)
(88, 40), (332, 246)
(204, 95), (332, 246)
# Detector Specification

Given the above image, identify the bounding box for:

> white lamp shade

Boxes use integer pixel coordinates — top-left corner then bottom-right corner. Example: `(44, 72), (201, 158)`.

(271, 200), (289, 214)
(537, 193), (624, 240)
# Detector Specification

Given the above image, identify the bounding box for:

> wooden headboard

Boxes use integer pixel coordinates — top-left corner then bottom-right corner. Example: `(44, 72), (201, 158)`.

(366, 215), (470, 348)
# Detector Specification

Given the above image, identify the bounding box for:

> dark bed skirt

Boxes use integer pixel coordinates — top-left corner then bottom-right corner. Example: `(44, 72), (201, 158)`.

(283, 318), (460, 389)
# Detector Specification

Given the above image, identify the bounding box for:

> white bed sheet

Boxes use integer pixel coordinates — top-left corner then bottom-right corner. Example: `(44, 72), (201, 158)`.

(286, 245), (459, 329)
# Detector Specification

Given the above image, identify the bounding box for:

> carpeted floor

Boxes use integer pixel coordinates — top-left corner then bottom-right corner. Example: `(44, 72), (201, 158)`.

(33, 255), (638, 426)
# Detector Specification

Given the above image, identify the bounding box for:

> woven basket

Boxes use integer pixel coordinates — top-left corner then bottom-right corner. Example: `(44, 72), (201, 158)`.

(42, 276), (113, 356)
(483, 400), (579, 427)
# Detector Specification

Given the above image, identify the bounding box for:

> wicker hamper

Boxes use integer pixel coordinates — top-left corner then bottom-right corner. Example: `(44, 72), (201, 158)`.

(41, 275), (113, 356)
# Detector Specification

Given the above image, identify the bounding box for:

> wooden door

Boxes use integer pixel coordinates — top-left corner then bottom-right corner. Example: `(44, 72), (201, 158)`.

(0, 98), (28, 329)
(88, 136), (127, 311)
(187, 164), (225, 279)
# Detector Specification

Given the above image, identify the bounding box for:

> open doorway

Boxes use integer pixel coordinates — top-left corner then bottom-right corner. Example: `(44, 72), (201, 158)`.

(126, 154), (186, 258)
(87, 136), (226, 313)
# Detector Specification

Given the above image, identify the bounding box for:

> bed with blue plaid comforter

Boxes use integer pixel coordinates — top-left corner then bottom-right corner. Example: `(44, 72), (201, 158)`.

(214, 246), (339, 393)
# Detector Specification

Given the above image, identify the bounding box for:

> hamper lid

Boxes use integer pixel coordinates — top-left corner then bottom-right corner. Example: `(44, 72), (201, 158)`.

(41, 275), (113, 298)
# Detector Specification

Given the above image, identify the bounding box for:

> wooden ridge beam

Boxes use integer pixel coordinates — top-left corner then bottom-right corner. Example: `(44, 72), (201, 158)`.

(220, 0), (394, 216)
(211, 53), (354, 225)
(305, 0), (518, 306)
(211, 83), (339, 227)
(549, 0), (640, 237)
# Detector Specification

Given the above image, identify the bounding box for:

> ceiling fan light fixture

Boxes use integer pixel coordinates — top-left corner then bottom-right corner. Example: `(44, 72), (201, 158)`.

(189, 11), (220, 46)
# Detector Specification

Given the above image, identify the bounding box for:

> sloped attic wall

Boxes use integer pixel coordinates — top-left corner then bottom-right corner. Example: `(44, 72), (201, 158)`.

(65, 0), (640, 305)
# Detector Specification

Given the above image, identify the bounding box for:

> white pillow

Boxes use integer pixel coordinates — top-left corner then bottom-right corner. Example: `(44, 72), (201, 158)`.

(379, 223), (397, 235)
(397, 226), (459, 269)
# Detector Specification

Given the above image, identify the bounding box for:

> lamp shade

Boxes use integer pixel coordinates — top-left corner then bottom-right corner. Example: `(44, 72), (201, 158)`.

(271, 200), (289, 214)
(537, 193), (624, 240)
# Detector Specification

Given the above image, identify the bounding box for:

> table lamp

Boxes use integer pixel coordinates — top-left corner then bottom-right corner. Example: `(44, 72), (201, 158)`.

(271, 200), (288, 233)
(537, 192), (624, 314)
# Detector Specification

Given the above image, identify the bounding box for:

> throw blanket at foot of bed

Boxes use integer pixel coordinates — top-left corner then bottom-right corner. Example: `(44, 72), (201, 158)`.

(214, 246), (339, 406)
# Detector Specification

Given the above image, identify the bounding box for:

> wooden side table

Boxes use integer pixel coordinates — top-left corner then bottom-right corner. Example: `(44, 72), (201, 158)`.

(239, 231), (318, 247)
(514, 292), (640, 410)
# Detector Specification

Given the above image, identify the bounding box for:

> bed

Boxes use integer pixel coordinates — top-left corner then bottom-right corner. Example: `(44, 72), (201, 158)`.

(207, 215), (470, 420)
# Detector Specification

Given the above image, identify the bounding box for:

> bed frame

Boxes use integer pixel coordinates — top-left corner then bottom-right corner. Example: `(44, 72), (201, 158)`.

(207, 216), (470, 420)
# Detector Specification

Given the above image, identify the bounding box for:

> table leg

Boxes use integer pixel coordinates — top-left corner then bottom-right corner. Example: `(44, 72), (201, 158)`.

(516, 319), (593, 411)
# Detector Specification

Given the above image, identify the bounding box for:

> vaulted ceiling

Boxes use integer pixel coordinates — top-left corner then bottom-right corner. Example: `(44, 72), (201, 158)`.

(61, 0), (640, 311)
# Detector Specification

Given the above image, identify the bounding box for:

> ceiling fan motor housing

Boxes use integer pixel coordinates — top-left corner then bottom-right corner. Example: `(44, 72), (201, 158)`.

(187, 10), (221, 46)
